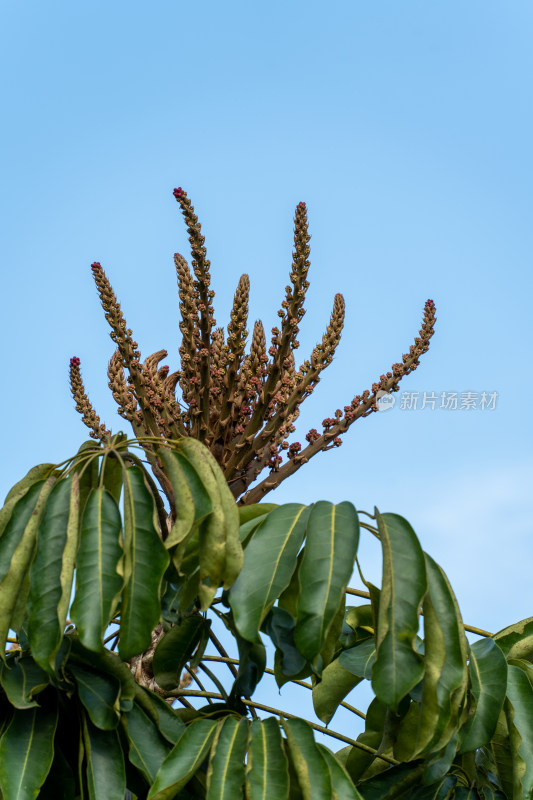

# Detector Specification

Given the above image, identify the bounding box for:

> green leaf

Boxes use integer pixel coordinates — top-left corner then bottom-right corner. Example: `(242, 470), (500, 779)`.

(246, 717), (290, 800)
(229, 504), (310, 642)
(0, 482), (43, 584)
(460, 638), (507, 753)
(0, 477), (56, 658)
(293, 502), (359, 663)
(410, 775), (458, 799)
(68, 633), (138, 710)
(69, 662), (120, 730)
(158, 447), (209, 549)
(0, 654), (49, 709)
(493, 617), (533, 662)
(371, 511), (426, 711)
(147, 718), (218, 799)
(152, 615), (205, 691)
(124, 701), (171, 784)
(0, 705), (58, 800)
(396, 553), (468, 761)
(100, 440), (126, 505)
(135, 687), (186, 745)
(81, 712), (126, 800)
(70, 488), (124, 652)
(265, 607), (307, 681)
(312, 657), (363, 725)
(27, 476), (76, 673)
(343, 696), (387, 782)
(356, 762), (425, 799)
(57, 472), (81, 642)
(339, 638), (376, 680)
(119, 466), (169, 660)
(230, 632), (266, 700)
(205, 716), (248, 799)
(281, 718), (332, 800)
(3, 463), (57, 506)
(504, 663), (533, 800)
(208, 451), (244, 590)
(316, 745), (365, 800)
(238, 504), (278, 527)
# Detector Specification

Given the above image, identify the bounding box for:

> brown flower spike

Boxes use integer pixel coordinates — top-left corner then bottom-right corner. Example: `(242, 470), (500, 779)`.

(69, 190), (436, 506)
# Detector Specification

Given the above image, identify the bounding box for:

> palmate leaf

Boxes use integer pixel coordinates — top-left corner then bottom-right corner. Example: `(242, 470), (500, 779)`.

(371, 511), (426, 711)
(293, 502), (359, 663)
(119, 465), (169, 661)
(0, 705), (58, 800)
(246, 717), (290, 800)
(70, 488), (123, 652)
(230, 504), (310, 642)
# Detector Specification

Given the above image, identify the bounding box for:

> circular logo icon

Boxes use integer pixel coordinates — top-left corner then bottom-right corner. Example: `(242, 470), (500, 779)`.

(376, 390), (396, 412)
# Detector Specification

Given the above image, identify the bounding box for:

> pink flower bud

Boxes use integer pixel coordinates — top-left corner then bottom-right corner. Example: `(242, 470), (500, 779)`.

(70, 356), (81, 367)
(91, 262), (101, 270)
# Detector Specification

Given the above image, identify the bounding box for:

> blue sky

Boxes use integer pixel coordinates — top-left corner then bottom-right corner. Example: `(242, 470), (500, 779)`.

(2, 1), (532, 740)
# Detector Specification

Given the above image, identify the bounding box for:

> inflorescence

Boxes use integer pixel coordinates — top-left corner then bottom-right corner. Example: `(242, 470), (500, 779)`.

(69, 189), (436, 505)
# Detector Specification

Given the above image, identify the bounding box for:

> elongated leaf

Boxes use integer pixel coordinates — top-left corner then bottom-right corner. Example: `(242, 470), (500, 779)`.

(69, 662), (120, 730)
(136, 687), (186, 744)
(124, 701), (171, 783)
(0, 705), (58, 800)
(27, 477), (75, 673)
(504, 663), (533, 799)
(265, 607), (307, 682)
(68, 634), (138, 710)
(57, 472), (80, 638)
(239, 504), (278, 527)
(294, 502), (359, 662)
(158, 448), (208, 548)
(316, 745), (365, 800)
(356, 762), (425, 799)
(208, 452), (243, 588)
(82, 712), (126, 800)
(1, 654), (49, 709)
(246, 717), (290, 800)
(206, 717), (248, 799)
(3, 463), (57, 507)
(0, 481), (45, 584)
(70, 488), (123, 652)
(178, 440), (237, 608)
(230, 632), (266, 700)
(0, 477), (56, 657)
(460, 638), (507, 753)
(371, 511), (426, 710)
(312, 657), (363, 725)
(339, 638), (376, 680)
(396, 552), (468, 761)
(494, 617), (533, 662)
(230, 504), (310, 642)
(147, 718), (218, 799)
(100, 438), (126, 505)
(410, 775), (458, 799)
(152, 615), (205, 691)
(281, 718), (331, 800)
(119, 466), (169, 660)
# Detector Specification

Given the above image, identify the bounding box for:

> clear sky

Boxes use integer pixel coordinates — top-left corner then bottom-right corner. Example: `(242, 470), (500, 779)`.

(2, 1), (532, 741)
